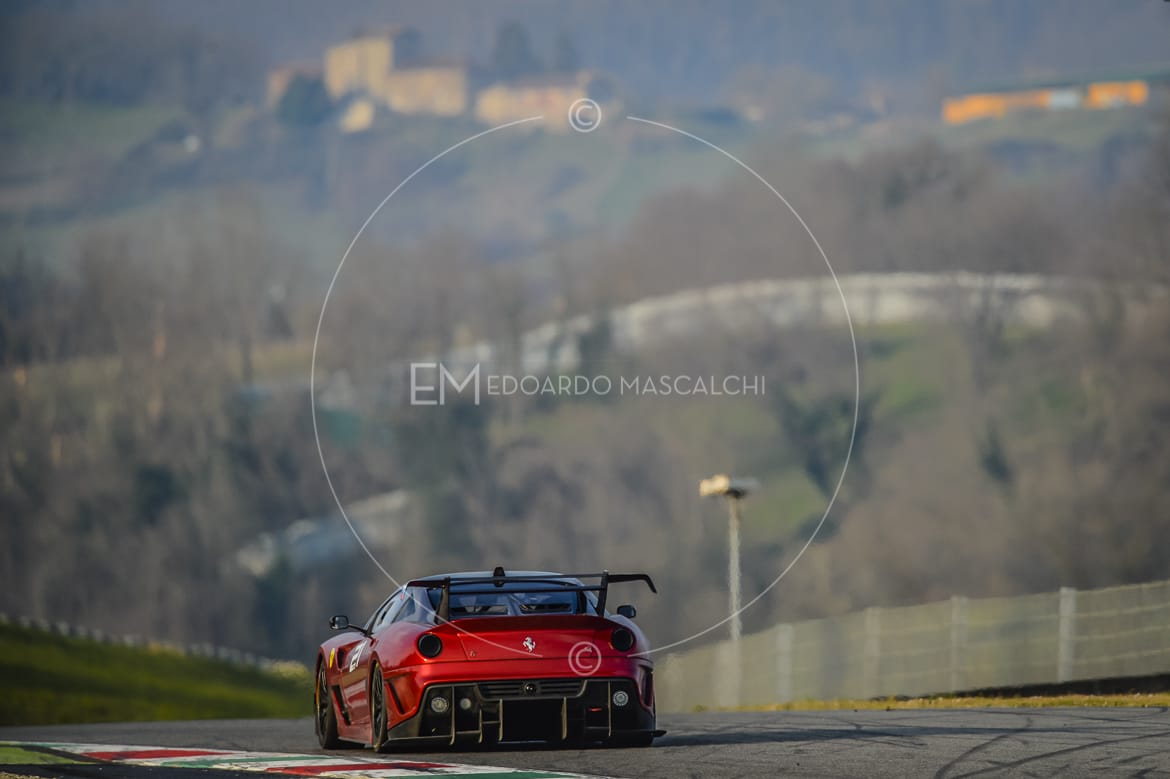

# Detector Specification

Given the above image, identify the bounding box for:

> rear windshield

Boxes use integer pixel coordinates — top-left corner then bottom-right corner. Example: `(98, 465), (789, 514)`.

(425, 582), (595, 617)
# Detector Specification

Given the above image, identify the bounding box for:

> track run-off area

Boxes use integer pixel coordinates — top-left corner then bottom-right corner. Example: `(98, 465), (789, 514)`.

(3, 708), (1170, 778)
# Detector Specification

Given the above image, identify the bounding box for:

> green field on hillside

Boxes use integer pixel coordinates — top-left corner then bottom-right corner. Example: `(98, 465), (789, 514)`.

(2, 94), (1155, 282)
(502, 317), (1087, 553)
(0, 99), (184, 168)
(0, 623), (311, 726)
(504, 321), (974, 542)
(804, 105), (1158, 162)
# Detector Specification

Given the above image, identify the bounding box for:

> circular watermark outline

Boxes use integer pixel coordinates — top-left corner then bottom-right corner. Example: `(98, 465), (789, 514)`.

(567, 98), (602, 133)
(310, 112), (859, 661)
(567, 640), (603, 676)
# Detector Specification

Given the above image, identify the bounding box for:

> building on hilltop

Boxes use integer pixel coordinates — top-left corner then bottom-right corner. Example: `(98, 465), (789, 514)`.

(321, 27), (469, 120)
(381, 60), (470, 118)
(267, 27), (617, 132)
(475, 72), (616, 132)
(323, 27), (422, 99)
(941, 71), (1170, 125)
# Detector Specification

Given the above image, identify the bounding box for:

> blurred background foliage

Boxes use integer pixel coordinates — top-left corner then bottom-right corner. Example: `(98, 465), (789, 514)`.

(1, 1), (1169, 660)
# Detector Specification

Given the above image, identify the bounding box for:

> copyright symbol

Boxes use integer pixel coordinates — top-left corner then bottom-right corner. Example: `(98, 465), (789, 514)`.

(568, 98), (602, 133)
(567, 640), (602, 676)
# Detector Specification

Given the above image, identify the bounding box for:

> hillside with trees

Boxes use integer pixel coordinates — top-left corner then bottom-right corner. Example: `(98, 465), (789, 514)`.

(1, 2), (1168, 660)
(2, 105), (1167, 656)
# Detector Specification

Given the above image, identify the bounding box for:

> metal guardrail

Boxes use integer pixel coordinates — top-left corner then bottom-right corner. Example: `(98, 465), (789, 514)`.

(656, 579), (1170, 711)
(0, 612), (306, 673)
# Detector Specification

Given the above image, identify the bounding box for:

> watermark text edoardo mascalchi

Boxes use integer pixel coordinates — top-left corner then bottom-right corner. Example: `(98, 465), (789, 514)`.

(410, 362), (765, 406)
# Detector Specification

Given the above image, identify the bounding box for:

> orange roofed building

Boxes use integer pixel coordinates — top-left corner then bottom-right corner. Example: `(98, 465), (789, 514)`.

(942, 75), (1159, 125)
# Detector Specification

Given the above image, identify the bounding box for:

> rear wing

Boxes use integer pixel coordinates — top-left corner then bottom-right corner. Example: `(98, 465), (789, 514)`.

(406, 568), (657, 621)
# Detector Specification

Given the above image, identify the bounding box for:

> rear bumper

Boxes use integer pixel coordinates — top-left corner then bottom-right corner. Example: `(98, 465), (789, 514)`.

(387, 676), (655, 745)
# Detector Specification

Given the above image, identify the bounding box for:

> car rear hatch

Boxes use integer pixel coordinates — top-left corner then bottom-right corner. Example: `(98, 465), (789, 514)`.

(441, 615), (612, 661)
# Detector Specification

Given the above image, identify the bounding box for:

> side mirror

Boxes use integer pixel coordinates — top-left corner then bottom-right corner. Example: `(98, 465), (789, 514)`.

(616, 604), (637, 619)
(329, 615), (350, 630)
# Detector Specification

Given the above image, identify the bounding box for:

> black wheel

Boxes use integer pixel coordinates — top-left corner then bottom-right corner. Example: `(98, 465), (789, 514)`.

(315, 663), (342, 749)
(369, 663), (392, 752)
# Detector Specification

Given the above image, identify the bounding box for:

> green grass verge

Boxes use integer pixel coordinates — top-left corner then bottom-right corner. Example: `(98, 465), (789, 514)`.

(0, 623), (311, 726)
(715, 692), (1170, 712)
(0, 746), (80, 766)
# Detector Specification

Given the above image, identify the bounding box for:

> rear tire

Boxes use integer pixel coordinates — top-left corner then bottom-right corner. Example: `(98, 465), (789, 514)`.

(369, 663), (392, 753)
(315, 663), (342, 749)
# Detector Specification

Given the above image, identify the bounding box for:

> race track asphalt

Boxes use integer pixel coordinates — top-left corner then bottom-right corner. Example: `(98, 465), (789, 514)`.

(3, 707), (1169, 778)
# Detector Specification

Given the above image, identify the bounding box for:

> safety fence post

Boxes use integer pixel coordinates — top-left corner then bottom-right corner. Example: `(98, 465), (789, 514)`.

(863, 607), (881, 698)
(776, 623), (794, 703)
(1057, 586), (1077, 683)
(949, 595), (968, 692)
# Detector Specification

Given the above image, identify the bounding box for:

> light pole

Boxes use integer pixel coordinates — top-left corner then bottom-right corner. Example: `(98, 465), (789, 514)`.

(700, 474), (758, 643)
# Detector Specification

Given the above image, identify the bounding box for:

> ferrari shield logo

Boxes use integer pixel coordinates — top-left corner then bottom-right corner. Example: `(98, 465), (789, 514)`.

(522, 636), (536, 653)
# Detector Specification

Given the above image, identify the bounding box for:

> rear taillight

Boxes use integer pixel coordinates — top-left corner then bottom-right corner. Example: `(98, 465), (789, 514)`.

(611, 627), (635, 652)
(417, 633), (443, 658)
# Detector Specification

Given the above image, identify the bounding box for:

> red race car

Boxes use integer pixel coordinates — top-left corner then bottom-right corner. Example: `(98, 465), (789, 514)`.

(314, 567), (662, 750)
